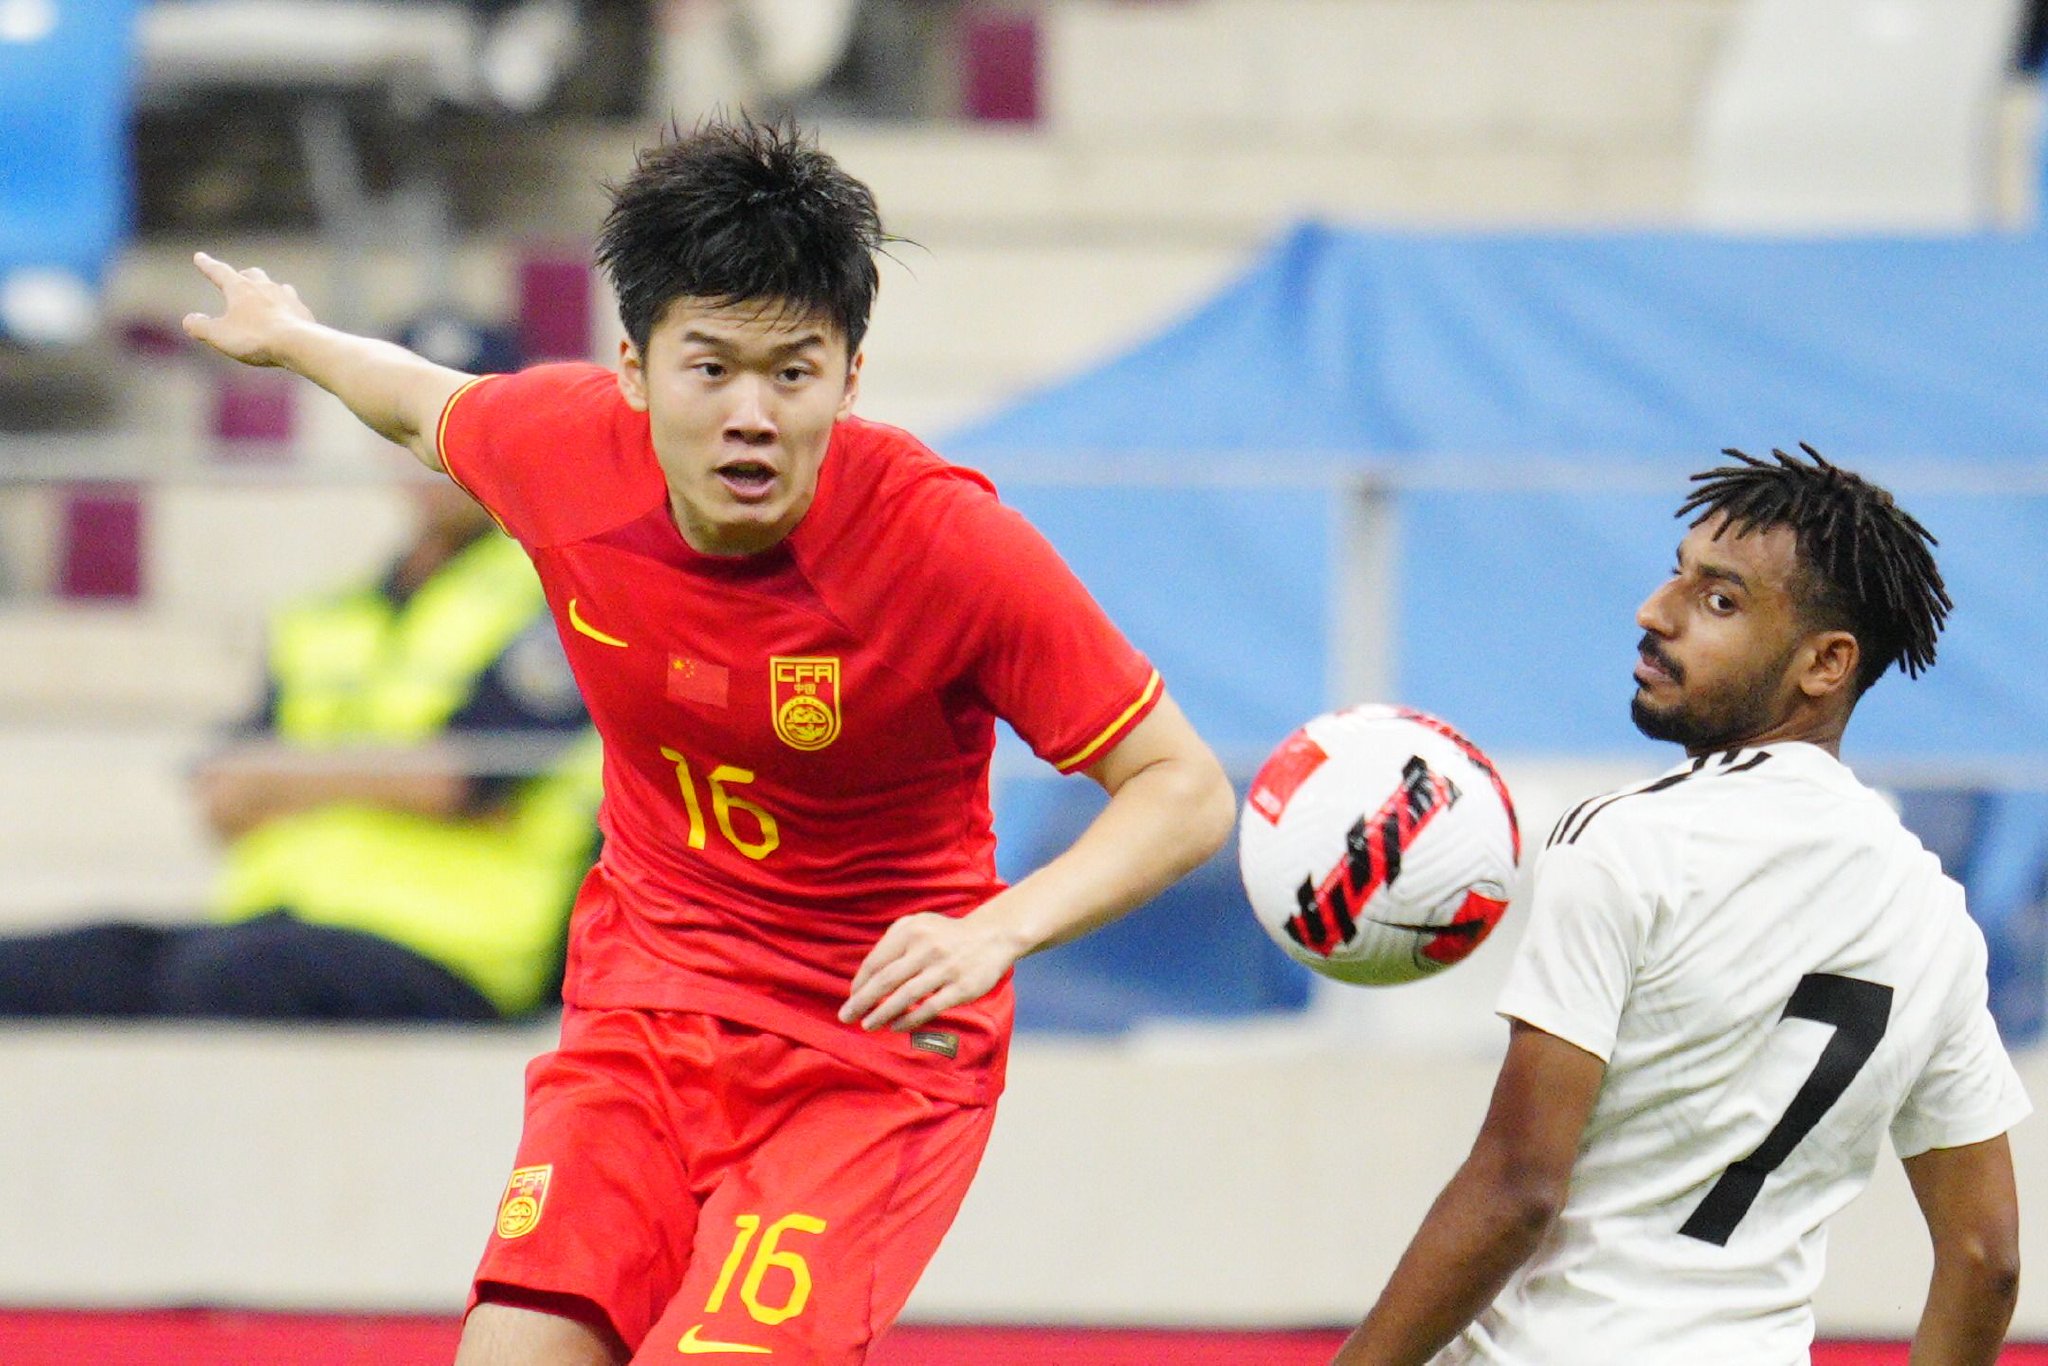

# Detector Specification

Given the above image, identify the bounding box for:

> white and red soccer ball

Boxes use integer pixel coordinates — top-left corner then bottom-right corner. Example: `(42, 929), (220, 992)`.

(1238, 705), (1521, 986)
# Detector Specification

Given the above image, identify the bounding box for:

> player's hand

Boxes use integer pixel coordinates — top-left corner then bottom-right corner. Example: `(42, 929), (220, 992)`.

(183, 252), (318, 367)
(840, 908), (1028, 1032)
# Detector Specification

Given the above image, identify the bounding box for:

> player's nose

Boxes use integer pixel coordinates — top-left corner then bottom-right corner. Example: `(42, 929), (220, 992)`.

(723, 376), (778, 442)
(1635, 578), (1677, 636)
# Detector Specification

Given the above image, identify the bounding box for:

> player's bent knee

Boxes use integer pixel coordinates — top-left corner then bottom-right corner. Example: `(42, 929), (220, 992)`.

(456, 1299), (626, 1366)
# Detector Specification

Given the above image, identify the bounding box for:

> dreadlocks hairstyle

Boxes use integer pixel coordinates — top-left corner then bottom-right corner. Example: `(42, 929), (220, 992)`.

(1676, 443), (1951, 694)
(596, 114), (889, 356)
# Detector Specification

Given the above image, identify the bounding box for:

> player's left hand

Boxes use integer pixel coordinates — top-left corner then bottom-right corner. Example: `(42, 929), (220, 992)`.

(840, 908), (1028, 1032)
(183, 252), (318, 368)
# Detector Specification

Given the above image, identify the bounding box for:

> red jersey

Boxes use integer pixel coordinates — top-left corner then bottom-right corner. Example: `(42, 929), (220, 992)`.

(439, 364), (1160, 1104)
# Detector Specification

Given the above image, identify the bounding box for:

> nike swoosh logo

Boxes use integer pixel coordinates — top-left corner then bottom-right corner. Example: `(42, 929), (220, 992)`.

(567, 597), (629, 648)
(677, 1324), (771, 1355)
(1369, 918), (1486, 939)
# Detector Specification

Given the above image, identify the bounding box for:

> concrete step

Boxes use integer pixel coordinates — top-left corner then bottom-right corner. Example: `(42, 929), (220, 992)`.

(0, 721), (221, 920)
(0, 607), (259, 724)
(514, 119), (1697, 245)
(0, 1021), (2032, 1332)
(1044, 0), (1734, 145)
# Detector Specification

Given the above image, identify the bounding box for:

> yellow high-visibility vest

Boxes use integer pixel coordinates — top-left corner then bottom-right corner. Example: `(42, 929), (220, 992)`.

(211, 533), (599, 1015)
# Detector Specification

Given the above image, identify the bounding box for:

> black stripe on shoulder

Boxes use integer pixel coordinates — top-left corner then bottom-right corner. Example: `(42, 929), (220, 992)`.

(1561, 755), (1708, 846)
(1546, 795), (1602, 850)
(1725, 750), (1773, 774)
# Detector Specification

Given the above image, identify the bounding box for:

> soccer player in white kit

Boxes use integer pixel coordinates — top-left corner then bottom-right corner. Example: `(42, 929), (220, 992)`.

(1335, 446), (2029, 1366)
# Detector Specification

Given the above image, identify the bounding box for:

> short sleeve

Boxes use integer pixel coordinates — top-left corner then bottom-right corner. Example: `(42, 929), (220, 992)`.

(933, 482), (1160, 773)
(1891, 932), (2032, 1157)
(1495, 840), (1654, 1062)
(436, 363), (663, 547)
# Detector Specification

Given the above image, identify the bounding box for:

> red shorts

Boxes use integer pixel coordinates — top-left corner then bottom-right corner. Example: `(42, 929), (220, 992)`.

(469, 1006), (998, 1363)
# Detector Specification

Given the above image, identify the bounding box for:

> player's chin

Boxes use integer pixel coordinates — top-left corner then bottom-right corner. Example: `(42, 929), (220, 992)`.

(714, 498), (776, 523)
(1629, 692), (1689, 743)
(706, 491), (790, 533)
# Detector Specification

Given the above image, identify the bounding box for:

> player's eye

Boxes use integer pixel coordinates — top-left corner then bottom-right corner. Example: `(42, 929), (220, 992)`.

(693, 361), (726, 379)
(777, 365), (811, 384)
(1706, 591), (1736, 613)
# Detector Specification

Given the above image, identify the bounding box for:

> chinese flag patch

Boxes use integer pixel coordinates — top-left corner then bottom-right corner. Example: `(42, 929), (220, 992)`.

(667, 655), (730, 708)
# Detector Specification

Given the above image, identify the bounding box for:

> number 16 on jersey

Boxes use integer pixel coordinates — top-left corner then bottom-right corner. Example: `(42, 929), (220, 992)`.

(661, 747), (781, 861)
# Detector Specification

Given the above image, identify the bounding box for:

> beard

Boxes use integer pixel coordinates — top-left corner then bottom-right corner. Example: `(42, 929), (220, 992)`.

(1629, 692), (1753, 750)
(1630, 637), (1797, 753)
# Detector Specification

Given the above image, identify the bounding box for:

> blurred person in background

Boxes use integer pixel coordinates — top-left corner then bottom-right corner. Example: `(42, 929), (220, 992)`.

(1335, 447), (2027, 1366)
(0, 479), (600, 1022)
(181, 114), (1235, 1365)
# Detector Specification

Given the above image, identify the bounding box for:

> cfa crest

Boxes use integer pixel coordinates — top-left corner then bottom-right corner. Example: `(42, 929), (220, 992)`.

(770, 656), (842, 751)
(495, 1164), (552, 1240)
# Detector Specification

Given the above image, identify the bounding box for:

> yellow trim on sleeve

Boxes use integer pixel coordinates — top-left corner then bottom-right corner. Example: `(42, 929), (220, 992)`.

(435, 375), (493, 500)
(1054, 669), (1163, 773)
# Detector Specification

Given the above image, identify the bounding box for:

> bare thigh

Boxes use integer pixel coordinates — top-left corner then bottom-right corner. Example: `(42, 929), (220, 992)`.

(454, 1302), (626, 1366)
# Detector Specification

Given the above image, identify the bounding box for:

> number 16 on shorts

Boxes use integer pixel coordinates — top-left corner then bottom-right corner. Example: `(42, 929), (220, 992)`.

(677, 1211), (829, 1354)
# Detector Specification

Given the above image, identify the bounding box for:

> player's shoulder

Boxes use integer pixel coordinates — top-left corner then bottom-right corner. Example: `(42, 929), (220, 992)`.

(831, 415), (997, 498)
(458, 361), (620, 423)
(1545, 741), (1910, 862)
(446, 362), (661, 546)
(1543, 746), (1787, 854)
(815, 416), (1005, 551)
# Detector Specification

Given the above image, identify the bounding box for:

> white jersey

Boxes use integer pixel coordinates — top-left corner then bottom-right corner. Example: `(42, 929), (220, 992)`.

(1442, 742), (2030, 1366)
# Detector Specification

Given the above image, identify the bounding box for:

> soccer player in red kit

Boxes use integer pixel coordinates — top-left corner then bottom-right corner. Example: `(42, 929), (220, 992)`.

(183, 117), (1236, 1365)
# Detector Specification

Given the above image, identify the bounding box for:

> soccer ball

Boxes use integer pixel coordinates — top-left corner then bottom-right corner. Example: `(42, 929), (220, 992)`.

(1238, 705), (1522, 986)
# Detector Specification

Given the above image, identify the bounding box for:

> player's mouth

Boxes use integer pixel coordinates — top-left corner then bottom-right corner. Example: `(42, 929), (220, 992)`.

(1634, 635), (1683, 688)
(714, 458), (779, 503)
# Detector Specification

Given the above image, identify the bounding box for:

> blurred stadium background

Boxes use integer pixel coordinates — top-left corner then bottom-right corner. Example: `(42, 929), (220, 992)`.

(4, 1), (2048, 1361)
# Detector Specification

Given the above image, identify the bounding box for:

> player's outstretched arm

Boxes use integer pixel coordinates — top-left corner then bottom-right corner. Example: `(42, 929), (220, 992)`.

(1903, 1134), (2021, 1366)
(840, 690), (1234, 1032)
(1332, 1022), (1603, 1366)
(182, 252), (472, 472)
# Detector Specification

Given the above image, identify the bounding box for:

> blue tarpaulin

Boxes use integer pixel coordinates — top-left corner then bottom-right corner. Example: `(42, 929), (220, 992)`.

(951, 222), (2048, 1033)
(951, 222), (2048, 768)
(951, 221), (2048, 467)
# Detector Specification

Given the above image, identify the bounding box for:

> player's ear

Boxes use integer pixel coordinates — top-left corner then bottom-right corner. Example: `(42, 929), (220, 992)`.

(836, 351), (862, 420)
(1799, 629), (1859, 699)
(617, 337), (649, 413)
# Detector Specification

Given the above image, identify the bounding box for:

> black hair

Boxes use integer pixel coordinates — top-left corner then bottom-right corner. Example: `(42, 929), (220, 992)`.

(595, 114), (889, 355)
(1677, 443), (1950, 694)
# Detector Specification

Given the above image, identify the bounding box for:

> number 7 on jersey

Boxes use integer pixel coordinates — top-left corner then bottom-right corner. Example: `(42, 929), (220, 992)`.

(1680, 972), (1893, 1247)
